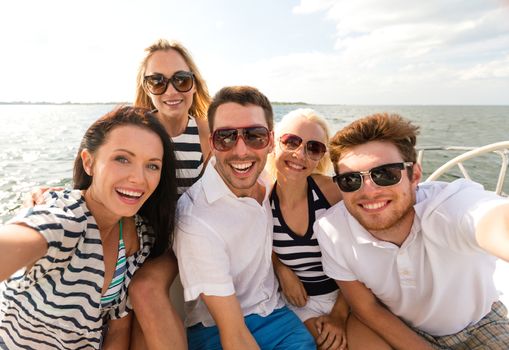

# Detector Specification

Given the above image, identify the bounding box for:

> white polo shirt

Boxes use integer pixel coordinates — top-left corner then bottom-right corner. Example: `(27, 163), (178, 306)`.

(173, 157), (284, 327)
(316, 179), (508, 336)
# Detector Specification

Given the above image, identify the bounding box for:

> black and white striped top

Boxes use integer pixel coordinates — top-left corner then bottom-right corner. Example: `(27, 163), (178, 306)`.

(0, 190), (154, 350)
(173, 116), (205, 195)
(271, 177), (338, 296)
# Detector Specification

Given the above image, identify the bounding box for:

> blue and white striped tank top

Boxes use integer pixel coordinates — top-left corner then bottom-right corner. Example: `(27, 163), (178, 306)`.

(172, 116), (205, 195)
(271, 176), (338, 296)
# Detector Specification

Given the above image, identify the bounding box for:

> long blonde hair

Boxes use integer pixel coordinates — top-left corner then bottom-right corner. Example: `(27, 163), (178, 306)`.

(267, 108), (333, 179)
(134, 39), (211, 119)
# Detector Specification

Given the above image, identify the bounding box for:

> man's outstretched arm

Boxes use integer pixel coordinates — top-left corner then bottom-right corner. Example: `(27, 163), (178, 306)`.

(476, 203), (509, 262)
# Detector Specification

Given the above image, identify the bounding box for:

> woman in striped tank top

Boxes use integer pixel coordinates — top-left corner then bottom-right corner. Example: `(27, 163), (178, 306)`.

(0, 107), (177, 349)
(129, 39), (211, 349)
(268, 109), (348, 349)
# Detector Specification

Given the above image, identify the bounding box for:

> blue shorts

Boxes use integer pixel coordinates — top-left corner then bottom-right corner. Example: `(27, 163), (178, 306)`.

(187, 306), (315, 350)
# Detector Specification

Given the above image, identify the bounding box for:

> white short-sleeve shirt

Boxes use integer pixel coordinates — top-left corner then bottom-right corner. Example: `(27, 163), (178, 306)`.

(173, 157), (284, 327)
(316, 179), (508, 336)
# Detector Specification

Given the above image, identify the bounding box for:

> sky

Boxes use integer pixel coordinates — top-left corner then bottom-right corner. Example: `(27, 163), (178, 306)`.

(0, 0), (508, 105)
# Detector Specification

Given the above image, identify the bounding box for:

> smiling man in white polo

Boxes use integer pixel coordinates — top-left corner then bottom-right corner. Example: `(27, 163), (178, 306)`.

(316, 113), (509, 349)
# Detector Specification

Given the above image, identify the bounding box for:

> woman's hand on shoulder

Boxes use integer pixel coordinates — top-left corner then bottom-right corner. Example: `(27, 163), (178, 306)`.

(23, 186), (64, 207)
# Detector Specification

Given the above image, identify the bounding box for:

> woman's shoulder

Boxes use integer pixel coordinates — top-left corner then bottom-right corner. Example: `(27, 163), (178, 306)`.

(191, 114), (212, 161)
(45, 189), (90, 222)
(310, 174), (342, 206)
(188, 114), (209, 133)
(7, 190), (93, 262)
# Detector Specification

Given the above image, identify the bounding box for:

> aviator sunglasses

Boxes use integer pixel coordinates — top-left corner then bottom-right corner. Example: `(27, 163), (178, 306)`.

(279, 133), (327, 161)
(212, 126), (271, 152)
(333, 162), (414, 192)
(143, 71), (194, 95)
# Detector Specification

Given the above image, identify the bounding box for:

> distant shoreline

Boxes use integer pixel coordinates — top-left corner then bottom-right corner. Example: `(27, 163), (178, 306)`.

(1, 102), (508, 107)
(0, 101), (309, 106)
(0, 101), (129, 105)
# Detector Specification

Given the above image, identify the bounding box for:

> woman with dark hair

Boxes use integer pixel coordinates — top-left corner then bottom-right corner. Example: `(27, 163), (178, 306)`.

(0, 106), (177, 349)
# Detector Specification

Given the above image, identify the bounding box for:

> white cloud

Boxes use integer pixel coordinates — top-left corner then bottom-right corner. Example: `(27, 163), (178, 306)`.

(459, 55), (509, 80)
(292, 0), (336, 14)
(271, 0), (509, 103)
(324, 0), (509, 63)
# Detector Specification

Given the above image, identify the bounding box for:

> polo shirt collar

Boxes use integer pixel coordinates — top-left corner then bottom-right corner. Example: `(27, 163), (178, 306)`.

(348, 214), (390, 247)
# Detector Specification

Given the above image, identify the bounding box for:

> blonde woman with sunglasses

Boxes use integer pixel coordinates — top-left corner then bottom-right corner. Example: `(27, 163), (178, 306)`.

(129, 39), (211, 350)
(267, 108), (351, 350)
(134, 39), (211, 195)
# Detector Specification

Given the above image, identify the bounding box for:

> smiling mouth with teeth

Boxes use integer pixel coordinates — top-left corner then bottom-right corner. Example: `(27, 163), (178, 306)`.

(164, 100), (182, 106)
(231, 162), (254, 173)
(116, 188), (143, 199)
(361, 201), (388, 210)
(285, 161), (305, 170)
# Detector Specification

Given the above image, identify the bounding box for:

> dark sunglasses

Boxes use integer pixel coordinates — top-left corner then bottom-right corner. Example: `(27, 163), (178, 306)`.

(279, 133), (327, 161)
(212, 126), (271, 152)
(143, 71), (194, 95)
(333, 162), (414, 192)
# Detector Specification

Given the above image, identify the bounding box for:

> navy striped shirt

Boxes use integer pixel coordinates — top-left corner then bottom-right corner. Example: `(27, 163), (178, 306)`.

(172, 116), (205, 195)
(271, 177), (338, 296)
(0, 190), (154, 349)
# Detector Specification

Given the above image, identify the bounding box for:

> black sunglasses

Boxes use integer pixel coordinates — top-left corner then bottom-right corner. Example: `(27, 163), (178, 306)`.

(333, 162), (414, 192)
(143, 71), (194, 95)
(279, 133), (327, 161)
(212, 126), (271, 152)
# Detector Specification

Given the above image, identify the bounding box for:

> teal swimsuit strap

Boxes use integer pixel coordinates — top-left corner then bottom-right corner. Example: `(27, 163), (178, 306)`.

(100, 218), (127, 306)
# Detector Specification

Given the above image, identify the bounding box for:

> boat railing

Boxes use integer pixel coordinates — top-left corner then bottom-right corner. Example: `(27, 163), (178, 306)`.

(417, 141), (509, 196)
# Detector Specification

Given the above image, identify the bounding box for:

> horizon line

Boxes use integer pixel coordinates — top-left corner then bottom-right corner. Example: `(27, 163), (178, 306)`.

(1, 101), (509, 107)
